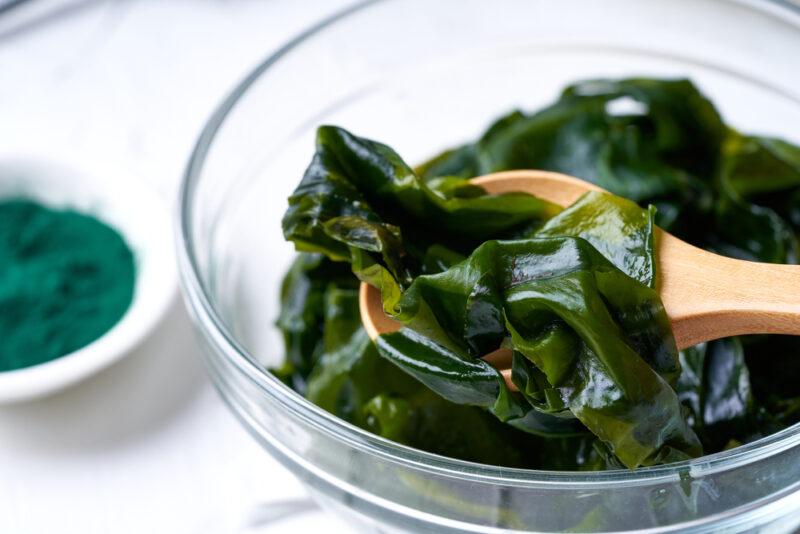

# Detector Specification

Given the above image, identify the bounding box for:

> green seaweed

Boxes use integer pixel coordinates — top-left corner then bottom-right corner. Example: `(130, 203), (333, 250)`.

(275, 77), (800, 471)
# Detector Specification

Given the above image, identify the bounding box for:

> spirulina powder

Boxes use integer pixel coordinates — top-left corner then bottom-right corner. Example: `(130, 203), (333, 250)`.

(0, 199), (135, 371)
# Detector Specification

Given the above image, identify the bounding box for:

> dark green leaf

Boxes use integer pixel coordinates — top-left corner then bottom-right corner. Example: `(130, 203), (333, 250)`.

(276, 77), (800, 472)
(379, 237), (697, 468)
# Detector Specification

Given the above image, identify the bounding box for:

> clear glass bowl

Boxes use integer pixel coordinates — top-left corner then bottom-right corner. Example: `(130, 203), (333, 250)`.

(177, 1), (800, 531)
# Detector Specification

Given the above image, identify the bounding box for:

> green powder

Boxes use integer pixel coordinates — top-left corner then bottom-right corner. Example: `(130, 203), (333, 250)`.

(0, 199), (135, 371)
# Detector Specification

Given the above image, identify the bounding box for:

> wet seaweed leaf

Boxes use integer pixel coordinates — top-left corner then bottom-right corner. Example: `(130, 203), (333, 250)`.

(282, 126), (559, 293)
(419, 78), (724, 234)
(281, 122), (700, 468)
(286, 255), (598, 467)
(276, 77), (800, 471)
(710, 134), (800, 264)
(273, 253), (355, 392)
(379, 237), (697, 468)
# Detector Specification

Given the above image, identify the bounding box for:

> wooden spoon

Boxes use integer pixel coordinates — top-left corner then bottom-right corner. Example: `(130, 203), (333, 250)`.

(359, 170), (800, 390)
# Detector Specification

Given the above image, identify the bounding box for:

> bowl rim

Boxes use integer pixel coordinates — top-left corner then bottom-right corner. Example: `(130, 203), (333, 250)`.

(177, 0), (800, 488)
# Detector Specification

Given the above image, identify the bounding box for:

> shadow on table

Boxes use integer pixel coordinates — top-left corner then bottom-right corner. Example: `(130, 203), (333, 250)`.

(0, 297), (207, 454)
(240, 499), (320, 532)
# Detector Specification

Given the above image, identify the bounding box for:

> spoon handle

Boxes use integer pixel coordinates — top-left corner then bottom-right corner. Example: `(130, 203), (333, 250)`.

(659, 231), (800, 350)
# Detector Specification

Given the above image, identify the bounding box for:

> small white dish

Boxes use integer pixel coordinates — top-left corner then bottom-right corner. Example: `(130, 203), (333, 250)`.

(0, 157), (177, 403)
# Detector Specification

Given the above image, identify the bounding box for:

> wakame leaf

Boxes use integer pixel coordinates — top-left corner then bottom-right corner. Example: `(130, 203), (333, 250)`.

(376, 327), (585, 437)
(419, 78), (724, 234)
(282, 122), (698, 468)
(277, 77), (800, 472)
(379, 237), (697, 468)
(677, 339), (762, 451)
(711, 182), (798, 264)
(283, 126), (559, 292)
(743, 335), (800, 428)
(305, 286), (418, 423)
(274, 253), (356, 392)
(710, 134), (800, 264)
(722, 134), (800, 197)
(534, 191), (658, 288)
(287, 255), (573, 467)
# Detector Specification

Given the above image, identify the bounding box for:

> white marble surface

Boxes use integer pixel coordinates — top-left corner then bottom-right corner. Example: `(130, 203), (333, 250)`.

(0, 1), (354, 532)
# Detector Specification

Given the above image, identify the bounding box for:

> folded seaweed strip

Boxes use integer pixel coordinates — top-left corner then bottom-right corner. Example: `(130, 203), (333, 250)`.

(275, 78), (800, 470)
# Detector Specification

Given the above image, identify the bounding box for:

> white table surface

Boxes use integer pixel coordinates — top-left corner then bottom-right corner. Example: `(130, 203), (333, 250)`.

(0, 1), (357, 532)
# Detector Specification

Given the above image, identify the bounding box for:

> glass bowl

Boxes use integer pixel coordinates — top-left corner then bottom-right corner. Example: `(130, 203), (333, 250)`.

(177, 1), (800, 531)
